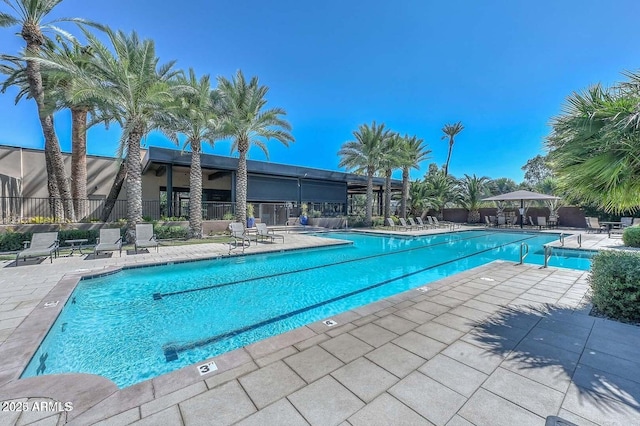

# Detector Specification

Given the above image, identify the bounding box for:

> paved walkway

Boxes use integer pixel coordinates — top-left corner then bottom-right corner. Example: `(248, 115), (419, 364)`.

(0, 229), (638, 425)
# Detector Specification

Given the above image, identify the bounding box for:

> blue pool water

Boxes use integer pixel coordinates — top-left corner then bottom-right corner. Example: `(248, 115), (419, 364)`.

(23, 230), (593, 387)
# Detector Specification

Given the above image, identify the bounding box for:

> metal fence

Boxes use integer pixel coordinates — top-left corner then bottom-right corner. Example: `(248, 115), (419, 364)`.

(0, 197), (354, 225)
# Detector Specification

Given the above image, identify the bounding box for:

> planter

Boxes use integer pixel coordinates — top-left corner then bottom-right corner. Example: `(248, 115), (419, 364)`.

(247, 217), (255, 228)
(300, 215), (308, 226)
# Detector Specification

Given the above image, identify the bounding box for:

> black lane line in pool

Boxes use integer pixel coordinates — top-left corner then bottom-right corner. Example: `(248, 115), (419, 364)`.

(153, 231), (504, 301)
(162, 233), (540, 362)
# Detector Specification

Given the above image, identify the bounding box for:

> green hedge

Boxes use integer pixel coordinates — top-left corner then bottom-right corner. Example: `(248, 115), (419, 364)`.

(0, 229), (102, 252)
(623, 226), (640, 247)
(589, 251), (640, 322)
(154, 225), (189, 239)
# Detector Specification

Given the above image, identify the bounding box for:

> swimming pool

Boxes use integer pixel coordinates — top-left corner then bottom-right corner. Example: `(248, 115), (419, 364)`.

(22, 230), (592, 387)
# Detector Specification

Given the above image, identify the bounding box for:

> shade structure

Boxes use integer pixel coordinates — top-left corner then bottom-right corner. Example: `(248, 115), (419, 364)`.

(482, 190), (560, 228)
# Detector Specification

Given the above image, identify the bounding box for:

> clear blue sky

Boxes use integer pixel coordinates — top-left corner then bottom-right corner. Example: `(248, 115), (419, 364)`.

(2, 0), (639, 182)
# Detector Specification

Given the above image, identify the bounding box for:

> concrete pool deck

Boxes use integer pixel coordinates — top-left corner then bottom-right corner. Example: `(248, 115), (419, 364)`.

(0, 228), (638, 425)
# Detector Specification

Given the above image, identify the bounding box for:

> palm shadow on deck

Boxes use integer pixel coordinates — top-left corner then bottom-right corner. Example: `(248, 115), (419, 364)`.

(469, 303), (640, 422)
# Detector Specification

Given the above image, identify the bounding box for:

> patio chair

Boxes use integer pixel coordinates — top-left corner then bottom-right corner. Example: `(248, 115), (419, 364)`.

(585, 217), (606, 233)
(433, 216), (458, 229)
(135, 224), (159, 253)
(408, 217), (424, 230)
(399, 217), (419, 230)
(621, 217), (633, 228)
(94, 228), (122, 257)
(510, 215), (518, 227)
(484, 216), (494, 227)
(497, 215), (506, 227)
(15, 232), (59, 265)
(528, 216), (536, 229)
(415, 217), (430, 228)
(229, 222), (254, 247)
(633, 218), (640, 227)
(255, 223), (284, 243)
(537, 216), (547, 229)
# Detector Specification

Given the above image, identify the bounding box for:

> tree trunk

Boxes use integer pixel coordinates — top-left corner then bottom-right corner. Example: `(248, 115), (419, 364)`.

(366, 166), (374, 227)
(23, 36), (74, 221)
(444, 140), (453, 176)
(71, 108), (88, 220)
(100, 162), (127, 222)
(189, 140), (203, 239)
(384, 168), (392, 221)
(125, 126), (144, 242)
(235, 139), (249, 225)
(401, 167), (409, 219)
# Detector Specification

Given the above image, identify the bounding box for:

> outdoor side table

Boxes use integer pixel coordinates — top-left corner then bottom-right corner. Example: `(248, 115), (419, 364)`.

(65, 239), (88, 256)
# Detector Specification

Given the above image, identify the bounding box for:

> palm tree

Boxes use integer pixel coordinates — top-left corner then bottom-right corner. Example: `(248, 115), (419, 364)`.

(398, 134), (430, 219)
(441, 121), (464, 176)
(37, 37), (95, 220)
(379, 132), (403, 222)
(0, 0), (86, 221)
(459, 173), (490, 223)
(162, 69), (220, 238)
(47, 28), (181, 239)
(217, 70), (294, 226)
(489, 177), (518, 195)
(547, 79), (640, 213)
(338, 121), (390, 227)
(423, 168), (460, 219)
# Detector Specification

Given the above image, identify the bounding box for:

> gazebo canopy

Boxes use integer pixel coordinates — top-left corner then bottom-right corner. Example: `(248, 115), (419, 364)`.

(482, 190), (560, 202)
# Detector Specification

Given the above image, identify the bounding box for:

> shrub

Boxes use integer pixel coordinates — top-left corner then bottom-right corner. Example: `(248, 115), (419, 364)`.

(372, 216), (385, 227)
(589, 251), (640, 322)
(154, 225), (189, 239)
(222, 212), (234, 220)
(311, 210), (322, 218)
(623, 226), (640, 247)
(0, 231), (32, 251)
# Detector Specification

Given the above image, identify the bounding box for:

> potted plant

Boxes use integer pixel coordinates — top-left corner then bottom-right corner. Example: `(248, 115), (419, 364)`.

(246, 203), (255, 228)
(300, 203), (309, 226)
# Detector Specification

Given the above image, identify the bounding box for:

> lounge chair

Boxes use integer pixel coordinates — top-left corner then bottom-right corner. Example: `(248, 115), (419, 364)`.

(388, 217), (410, 231)
(256, 223), (284, 243)
(433, 216), (458, 229)
(229, 222), (254, 247)
(485, 216), (494, 227)
(510, 215), (518, 227)
(15, 232), (59, 265)
(537, 216), (547, 229)
(94, 228), (122, 257)
(408, 217), (424, 230)
(415, 217), (429, 228)
(135, 224), (158, 253)
(399, 217), (419, 230)
(497, 215), (506, 227)
(528, 216), (536, 229)
(585, 217), (606, 233)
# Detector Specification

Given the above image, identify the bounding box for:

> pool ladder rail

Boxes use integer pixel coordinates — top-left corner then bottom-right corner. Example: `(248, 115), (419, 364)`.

(519, 242), (529, 265)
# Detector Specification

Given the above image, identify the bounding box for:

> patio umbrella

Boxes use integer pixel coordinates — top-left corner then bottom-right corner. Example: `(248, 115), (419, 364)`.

(482, 190), (560, 228)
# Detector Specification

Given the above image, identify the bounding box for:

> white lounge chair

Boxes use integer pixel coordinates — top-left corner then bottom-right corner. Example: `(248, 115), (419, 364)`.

(399, 217), (419, 230)
(256, 223), (284, 243)
(94, 228), (122, 257)
(229, 222), (254, 248)
(537, 216), (547, 229)
(15, 232), (59, 265)
(415, 217), (429, 228)
(408, 217), (424, 230)
(135, 224), (158, 253)
(432, 216), (457, 229)
(387, 217), (410, 231)
(585, 217), (606, 233)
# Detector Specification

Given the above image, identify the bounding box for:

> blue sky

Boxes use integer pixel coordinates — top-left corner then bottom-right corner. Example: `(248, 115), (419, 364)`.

(1, 0), (639, 182)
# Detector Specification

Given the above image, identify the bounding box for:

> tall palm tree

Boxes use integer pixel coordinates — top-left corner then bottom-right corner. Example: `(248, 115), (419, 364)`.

(46, 27), (181, 239)
(379, 132), (402, 222)
(338, 121), (390, 227)
(398, 134), (430, 219)
(441, 121), (464, 176)
(0, 0), (86, 221)
(458, 173), (490, 223)
(161, 69), (220, 238)
(37, 37), (95, 220)
(217, 70), (294, 225)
